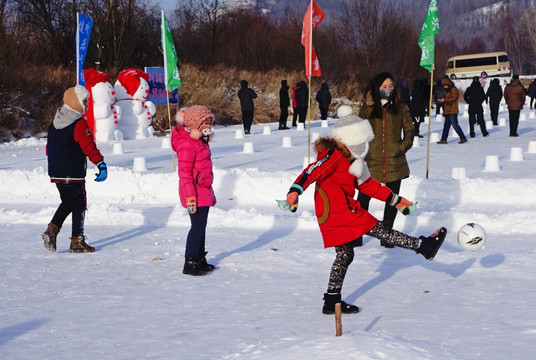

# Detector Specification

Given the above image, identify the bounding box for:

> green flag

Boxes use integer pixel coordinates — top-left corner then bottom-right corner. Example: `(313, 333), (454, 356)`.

(161, 11), (182, 91)
(418, 0), (439, 72)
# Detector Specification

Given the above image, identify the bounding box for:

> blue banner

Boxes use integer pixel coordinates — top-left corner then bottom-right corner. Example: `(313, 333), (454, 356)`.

(145, 67), (179, 105)
(76, 13), (93, 86)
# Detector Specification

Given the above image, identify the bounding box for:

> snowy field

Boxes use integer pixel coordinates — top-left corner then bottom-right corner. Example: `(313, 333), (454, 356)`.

(1, 102), (536, 359)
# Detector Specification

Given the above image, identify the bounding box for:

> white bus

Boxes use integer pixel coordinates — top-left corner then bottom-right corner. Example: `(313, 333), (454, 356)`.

(445, 52), (510, 80)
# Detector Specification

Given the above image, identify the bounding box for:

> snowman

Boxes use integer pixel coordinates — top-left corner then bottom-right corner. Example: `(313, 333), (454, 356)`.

(114, 68), (156, 139)
(83, 68), (121, 142)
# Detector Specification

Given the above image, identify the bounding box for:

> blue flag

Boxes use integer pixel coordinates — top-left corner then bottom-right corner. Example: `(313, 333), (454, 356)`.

(76, 13), (93, 86)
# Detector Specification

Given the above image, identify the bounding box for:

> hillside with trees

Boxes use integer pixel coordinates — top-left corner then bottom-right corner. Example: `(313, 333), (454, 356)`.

(1, 0), (536, 141)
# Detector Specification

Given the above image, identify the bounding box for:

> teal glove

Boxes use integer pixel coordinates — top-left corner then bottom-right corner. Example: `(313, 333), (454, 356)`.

(390, 194), (417, 215)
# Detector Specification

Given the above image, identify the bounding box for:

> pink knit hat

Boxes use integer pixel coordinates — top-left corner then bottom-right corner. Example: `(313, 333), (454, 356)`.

(176, 106), (214, 140)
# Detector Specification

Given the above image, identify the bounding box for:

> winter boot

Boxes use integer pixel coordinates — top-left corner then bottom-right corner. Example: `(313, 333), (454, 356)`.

(416, 227), (447, 260)
(42, 223), (60, 252)
(69, 235), (95, 253)
(322, 293), (360, 315)
(183, 257), (208, 276)
(198, 252), (215, 272)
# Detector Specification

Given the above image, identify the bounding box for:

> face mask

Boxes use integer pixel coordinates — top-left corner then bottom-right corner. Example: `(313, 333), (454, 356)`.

(379, 88), (394, 100)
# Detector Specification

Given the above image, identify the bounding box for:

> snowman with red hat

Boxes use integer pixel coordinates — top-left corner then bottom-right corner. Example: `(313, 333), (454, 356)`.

(114, 68), (156, 139)
(83, 68), (121, 142)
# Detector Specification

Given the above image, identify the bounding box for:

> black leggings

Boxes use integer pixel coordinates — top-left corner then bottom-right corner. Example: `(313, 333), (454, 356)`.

(326, 221), (420, 293)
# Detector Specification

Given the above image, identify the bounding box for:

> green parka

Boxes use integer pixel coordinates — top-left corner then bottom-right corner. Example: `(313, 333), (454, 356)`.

(358, 101), (414, 184)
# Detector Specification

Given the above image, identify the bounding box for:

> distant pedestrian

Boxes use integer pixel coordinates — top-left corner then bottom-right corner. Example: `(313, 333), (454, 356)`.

(410, 79), (426, 138)
(42, 85), (108, 253)
(291, 83), (299, 126)
(295, 81), (309, 125)
(527, 78), (536, 109)
(433, 79), (445, 115)
(237, 80), (257, 135)
(315, 82), (332, 120)
(437, 77), (467, 144)
(397, 78), (411, 109)
(486, 78), (503, 126)
(172, 106), (217, 276)
(503, 74), (526, 137)
(463, 76), (488, 138)
(279, 80), (290, 130)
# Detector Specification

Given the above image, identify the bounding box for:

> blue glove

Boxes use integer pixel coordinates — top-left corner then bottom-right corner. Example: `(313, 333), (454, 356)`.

(95, 162), (107, 182)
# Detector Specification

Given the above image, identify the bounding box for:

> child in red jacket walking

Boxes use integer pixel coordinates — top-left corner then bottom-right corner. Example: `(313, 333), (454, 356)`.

(278, 106), (446, 314)
(42, 85), (108, 253)
(172, 106), (217, 276)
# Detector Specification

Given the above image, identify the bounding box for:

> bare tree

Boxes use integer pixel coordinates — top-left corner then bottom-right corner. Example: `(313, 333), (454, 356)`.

(519, 5), (536, 72)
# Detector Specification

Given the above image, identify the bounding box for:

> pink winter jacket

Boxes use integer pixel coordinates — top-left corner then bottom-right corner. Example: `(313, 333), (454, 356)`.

(171, 126), (217, 208)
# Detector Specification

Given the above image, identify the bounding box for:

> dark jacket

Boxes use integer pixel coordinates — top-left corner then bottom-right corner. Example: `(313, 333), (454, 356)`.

(295, 81), (309, 109)
(237, 80), (257, 112)
(486, 79), (503, 106)
(433, 80), (446, 102)
(410, 79), (426, 118)
(463, 80), (486, 114)
(315, 83), (332, 109)
(504, 78), (526, 111)
(528, 79), (536, 97)
(279, 80), (290, 108)
(47, 107), (104, 183)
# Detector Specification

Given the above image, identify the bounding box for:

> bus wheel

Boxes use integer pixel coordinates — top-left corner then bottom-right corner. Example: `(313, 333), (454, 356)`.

(450, 74), (457, 80)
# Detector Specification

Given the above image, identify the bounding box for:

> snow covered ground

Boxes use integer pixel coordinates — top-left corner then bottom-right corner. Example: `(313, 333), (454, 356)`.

(1, 102), (536, 359)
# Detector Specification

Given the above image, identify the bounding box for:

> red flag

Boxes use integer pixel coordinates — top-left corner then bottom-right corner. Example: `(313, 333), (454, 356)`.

(301, 0), (325, 77)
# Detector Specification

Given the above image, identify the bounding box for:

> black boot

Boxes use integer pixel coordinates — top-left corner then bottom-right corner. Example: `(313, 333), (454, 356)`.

(322, 293), (359, 315)
(183, 257), (208, 276)
(198, 252), (215, 272)
(416, 227), (447, 260)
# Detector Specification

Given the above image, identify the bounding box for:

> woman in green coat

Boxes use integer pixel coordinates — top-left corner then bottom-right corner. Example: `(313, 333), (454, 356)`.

(357, 72), (415, 247)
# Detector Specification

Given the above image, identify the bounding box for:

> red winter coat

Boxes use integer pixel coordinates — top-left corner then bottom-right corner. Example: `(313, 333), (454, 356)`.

(171, 126), (217, 208)
(290, 138), (393, 248)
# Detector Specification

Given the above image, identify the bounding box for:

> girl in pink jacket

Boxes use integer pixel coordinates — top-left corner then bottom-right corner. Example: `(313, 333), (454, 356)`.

(172, 106), (217, 276)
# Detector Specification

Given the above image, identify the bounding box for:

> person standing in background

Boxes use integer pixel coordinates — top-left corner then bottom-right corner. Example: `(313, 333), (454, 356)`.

(316, 82), (332, 120)
(357, 72), (415, 248)
(486, 78), (503, 126)
(463, 76), (489, 138)
(410, 79), (426, 138)
(295, 81), (309, 126)
(291, 82), (299, 127)
(433, 79), (446, 115)
(504, 74), (526, 137)
(237, 80), (257, 135)
(527, 78), (536, 110)
(278, 80), (290, 130)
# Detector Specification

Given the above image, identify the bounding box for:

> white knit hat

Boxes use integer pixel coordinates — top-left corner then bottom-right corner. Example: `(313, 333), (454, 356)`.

(331, 105), (374, 184)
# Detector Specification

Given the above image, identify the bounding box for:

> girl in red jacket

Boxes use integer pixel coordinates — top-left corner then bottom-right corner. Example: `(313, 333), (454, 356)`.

(279, 106), (446, 314)
(172, 106), (217, 276)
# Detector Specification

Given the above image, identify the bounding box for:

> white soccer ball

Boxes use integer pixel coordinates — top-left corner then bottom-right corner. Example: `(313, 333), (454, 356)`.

(457, 223), (486, 251)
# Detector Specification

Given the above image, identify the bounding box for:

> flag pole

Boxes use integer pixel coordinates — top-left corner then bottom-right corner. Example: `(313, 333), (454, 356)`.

(306, 0), (313, 164)
(425, 66), (434, 179)
(162, 10), (176, 171)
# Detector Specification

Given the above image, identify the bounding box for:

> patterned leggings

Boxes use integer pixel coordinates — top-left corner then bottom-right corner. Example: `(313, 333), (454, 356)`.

(327, 221), (420, 293)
